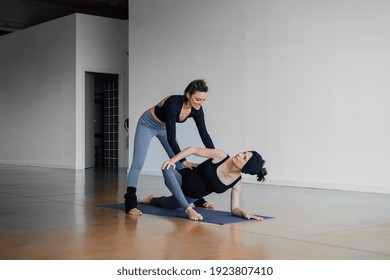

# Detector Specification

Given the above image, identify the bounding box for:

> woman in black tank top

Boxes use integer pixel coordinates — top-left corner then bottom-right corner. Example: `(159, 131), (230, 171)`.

(139, 146), (267, 221)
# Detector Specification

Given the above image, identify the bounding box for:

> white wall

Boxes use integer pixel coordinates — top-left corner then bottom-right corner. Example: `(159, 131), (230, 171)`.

(0, 15), (76, 168)
(75, 14), (128, 168)
(129, 0), (390, 194)
(0, 14), (128, 169)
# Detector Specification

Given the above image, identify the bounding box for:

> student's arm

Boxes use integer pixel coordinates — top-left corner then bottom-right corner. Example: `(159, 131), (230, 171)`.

(162, 147), (226, 170)
(230, 181), (263, 221)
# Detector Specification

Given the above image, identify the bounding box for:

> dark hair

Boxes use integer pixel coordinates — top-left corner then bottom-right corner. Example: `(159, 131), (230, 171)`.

(183, 79), (208, 103)
(241, 151), (267, 182)
(257, 167), (267, 182)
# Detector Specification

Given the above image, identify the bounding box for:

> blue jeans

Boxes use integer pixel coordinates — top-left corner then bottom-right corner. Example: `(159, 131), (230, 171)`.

(127, 110), (184, 187)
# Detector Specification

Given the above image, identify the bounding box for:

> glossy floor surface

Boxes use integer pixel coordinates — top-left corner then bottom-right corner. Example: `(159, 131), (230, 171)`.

(0, 165), (389, 260)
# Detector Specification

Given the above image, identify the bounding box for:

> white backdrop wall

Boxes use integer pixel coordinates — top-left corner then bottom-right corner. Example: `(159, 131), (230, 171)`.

(129, 0), (390, 194)
(0, 14), (128, 169)
(75, 14), (129, 168)
(0, 15), (77, 168)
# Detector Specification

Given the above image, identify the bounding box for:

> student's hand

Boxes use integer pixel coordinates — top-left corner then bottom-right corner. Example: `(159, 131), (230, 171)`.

(242, 211), (264, 221)
(161, 160), (176, 170)
(182, 160), (199, 169)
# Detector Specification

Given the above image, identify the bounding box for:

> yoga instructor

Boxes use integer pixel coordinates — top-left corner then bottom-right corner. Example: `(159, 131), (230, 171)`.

(125, 79), (215, 215)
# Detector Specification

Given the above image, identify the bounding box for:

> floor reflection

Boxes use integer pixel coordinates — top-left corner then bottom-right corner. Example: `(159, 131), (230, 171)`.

(1, 165), (390, 260)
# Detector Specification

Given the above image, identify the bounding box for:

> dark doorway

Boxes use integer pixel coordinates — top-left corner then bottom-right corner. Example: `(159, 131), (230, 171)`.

(85, 72), (119, 168)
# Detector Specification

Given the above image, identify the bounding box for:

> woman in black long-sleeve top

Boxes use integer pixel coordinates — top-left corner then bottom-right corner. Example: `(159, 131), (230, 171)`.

(125, 79), (215, 215)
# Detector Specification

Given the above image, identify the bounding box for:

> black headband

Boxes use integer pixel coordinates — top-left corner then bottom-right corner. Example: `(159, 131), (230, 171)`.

(241, 151), (264, 175)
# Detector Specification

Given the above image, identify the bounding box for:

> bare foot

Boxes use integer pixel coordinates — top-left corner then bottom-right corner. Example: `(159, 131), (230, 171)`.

(202, 202), (215, 209)
(138, 194), (154, 204)
(185, 207), (203, 221)
(128, 208), (142, 215)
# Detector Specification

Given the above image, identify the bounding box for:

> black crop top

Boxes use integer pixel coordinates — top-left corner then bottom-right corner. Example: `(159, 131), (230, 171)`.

(179, 155), (242, 199)
(154, 95), (214, 157)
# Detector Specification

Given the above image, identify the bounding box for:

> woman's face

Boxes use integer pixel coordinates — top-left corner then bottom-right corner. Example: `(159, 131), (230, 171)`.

(233, 151), (253, 169)
(187, 91), (208, 110)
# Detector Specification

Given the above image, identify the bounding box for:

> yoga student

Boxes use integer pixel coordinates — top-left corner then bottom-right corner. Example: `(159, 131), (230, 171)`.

(125, 79), (215, 215)
(138, 146), (267, 221)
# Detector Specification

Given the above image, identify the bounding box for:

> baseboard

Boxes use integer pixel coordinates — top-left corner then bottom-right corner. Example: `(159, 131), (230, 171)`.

(0, 160), (75, 170)
(140, 170), (163, 176)
(242, 176), (390, 195)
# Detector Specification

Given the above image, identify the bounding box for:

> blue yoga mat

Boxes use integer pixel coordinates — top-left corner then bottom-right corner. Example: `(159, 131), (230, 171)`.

(99, 203), (273, 225)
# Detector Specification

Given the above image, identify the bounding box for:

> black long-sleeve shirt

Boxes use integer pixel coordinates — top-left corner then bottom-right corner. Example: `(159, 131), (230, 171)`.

(154, 95), (214, 158)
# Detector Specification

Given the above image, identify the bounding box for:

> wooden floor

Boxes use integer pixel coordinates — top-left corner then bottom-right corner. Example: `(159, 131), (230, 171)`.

(1, 164), (390, 260)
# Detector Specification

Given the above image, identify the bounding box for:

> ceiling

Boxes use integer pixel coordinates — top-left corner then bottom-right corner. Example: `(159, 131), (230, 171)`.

(0, 0), (128, 36)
